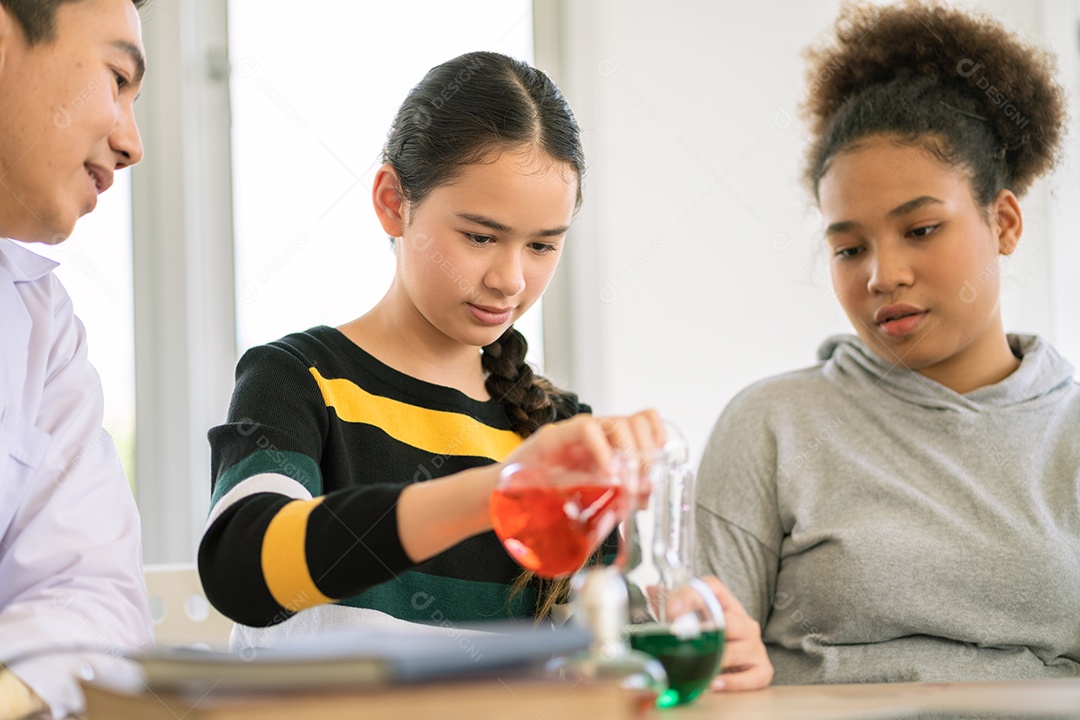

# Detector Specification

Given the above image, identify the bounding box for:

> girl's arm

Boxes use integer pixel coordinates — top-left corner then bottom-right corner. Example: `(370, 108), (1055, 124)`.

(694, 387), (785, 690)
(397, 411), (665, 562)
(695, 388), (784, 626)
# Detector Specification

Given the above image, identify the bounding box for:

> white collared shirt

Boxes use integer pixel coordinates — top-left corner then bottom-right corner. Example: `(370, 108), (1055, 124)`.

(0, 237), (152, 717)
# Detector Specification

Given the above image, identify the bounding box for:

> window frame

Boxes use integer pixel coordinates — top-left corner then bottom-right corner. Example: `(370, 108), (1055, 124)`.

(132, 0), (237, 562)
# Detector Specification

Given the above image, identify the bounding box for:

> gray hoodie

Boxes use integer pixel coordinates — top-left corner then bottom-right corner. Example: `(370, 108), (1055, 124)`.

(695, 334), (1080, 684)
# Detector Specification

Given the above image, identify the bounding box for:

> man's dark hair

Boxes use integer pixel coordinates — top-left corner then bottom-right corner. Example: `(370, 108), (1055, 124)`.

(0, 0), (147, 45)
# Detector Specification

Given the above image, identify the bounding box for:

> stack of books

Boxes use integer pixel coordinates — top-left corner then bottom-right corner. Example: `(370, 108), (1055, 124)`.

(82, 622), (642, 719)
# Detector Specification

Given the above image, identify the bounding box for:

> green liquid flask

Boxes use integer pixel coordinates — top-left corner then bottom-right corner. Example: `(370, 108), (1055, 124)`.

(545, 567), (668, 713)
(619, 428), (726, 708)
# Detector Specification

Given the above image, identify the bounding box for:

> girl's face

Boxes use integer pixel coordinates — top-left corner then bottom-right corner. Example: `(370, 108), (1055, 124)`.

(818, 136), (1021, 389)
(392, 147), (578, 350)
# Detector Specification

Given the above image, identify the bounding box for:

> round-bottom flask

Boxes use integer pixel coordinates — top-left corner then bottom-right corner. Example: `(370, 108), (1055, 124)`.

(622, 430), (726, 708)
(544, 567), (668, 713)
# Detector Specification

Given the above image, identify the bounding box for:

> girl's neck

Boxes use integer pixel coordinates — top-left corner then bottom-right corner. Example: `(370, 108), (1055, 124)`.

(915, 323), (1019, 395)
(338, 295), (490, 402)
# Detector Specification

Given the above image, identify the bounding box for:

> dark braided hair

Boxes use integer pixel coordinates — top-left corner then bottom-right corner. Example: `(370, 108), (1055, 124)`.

(803, 0), (1066, 203)
(484, 326), (587, 620)
(383, 52), (587, 616)
(0, 0), (149, 45)
(482, 328), (571, 437)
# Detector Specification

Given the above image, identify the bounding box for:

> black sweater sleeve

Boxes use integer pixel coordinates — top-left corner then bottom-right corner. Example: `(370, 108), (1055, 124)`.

(198, 342), (414, 626)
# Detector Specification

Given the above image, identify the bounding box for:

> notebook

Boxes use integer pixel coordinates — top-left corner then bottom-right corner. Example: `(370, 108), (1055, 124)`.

(135, 620), (592, 693)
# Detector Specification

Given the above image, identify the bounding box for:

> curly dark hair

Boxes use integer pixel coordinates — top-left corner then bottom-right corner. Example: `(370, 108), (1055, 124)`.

(803, 0), (1066, 203)
(0, 0), (148, 45)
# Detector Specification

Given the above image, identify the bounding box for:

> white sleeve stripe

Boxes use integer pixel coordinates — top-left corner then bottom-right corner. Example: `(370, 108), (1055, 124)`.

(205, 473), (314, 530)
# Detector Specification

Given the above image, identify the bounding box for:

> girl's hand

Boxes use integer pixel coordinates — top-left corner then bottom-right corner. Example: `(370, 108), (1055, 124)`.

(698, 576), (774, 691)
(401, 411), (662, 564)
(595, 409), (666, 458)
(501, 409), (665, 475)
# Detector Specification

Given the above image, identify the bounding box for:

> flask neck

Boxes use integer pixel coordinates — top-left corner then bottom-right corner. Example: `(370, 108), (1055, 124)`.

(573, 567), (632, 656)
(617, 450), (698, 622)
(620, 453), (696, 570)
(661, 464), (696, 580)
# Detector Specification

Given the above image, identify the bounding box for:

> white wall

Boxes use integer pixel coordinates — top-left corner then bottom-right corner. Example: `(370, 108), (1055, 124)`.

(538, 0), (1080, 461)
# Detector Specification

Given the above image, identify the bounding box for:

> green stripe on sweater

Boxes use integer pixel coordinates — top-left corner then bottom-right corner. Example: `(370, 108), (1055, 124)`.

(337, 570), (538, 622)
(211, 450), (324, 509)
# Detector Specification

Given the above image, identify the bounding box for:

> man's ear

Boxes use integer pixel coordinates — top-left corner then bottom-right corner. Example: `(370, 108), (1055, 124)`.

(372, 164), (407, 238)
(991, 189), (1022, 256)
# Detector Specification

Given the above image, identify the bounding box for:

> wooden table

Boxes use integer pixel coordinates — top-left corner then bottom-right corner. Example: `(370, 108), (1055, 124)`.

(672, 679), (1080, 718)
(84, 677), (1080, 719)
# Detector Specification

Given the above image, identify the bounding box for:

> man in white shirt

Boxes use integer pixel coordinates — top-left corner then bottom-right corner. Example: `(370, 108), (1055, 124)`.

(0, 0), (152, 717)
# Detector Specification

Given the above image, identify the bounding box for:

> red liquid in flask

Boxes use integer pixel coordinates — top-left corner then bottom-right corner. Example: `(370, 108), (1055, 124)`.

(491, 482), (626, 578)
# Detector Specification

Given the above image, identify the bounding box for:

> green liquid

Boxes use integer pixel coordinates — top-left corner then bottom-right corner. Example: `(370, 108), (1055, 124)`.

(628, 626), (724, 708)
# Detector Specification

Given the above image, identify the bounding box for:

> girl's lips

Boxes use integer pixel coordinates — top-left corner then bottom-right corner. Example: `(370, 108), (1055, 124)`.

(874, 303), (925, 324)
(878, 310), (927, 338)
(468, 304), (513, 326)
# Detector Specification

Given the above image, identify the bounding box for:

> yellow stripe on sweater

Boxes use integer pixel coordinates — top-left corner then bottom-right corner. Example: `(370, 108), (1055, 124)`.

(262, 498), (333, 611)
(309, 367), (522, 461)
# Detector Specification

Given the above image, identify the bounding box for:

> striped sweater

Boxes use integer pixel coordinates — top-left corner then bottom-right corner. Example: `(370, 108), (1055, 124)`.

(198, 326), (590, 628)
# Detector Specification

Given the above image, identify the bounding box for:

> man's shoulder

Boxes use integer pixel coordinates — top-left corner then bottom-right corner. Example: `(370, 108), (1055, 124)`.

(0, 239), (71, 333)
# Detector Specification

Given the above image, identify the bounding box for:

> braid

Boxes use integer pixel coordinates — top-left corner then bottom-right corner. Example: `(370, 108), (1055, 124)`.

(485, 326), (589, 619)
(482, 327), (566, 438)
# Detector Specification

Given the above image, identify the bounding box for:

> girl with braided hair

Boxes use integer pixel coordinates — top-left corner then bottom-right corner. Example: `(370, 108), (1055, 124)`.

(696, 1), (1079, 685)
(199, 50), (772, 690)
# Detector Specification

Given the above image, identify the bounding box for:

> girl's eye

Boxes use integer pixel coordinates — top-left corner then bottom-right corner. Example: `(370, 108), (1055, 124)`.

(114, 71), (129, 90)
(909, 224), (940, 238)
(529, 242), (558, 255)
(834, 246), (863, 259)
(465, 233), (494, 245)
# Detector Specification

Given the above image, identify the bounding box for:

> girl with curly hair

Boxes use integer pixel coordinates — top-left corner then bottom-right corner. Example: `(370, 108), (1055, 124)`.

(696, 1), (1079, 684)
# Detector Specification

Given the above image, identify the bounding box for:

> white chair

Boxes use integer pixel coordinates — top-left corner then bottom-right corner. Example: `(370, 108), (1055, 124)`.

(144, 563), (233, 651)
